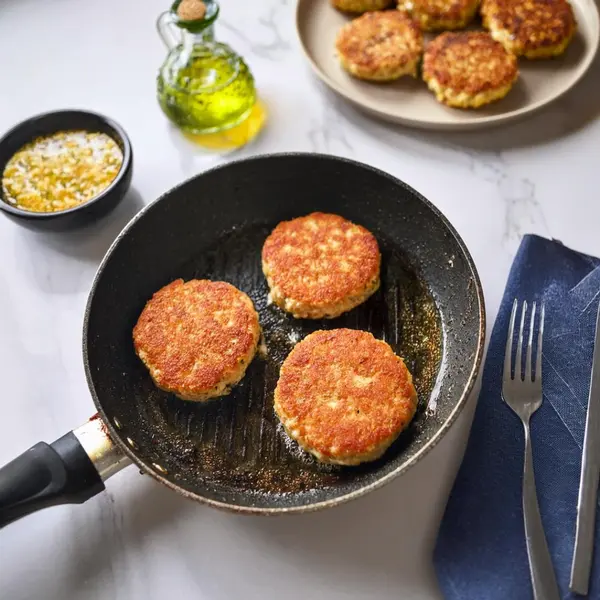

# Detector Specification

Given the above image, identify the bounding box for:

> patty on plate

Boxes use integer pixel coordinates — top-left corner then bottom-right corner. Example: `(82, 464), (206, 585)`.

(262, 212), (381, 319)
(422, 31), (519, 108)
(481, 0), (576, 58)
(274, 329), (418, 465)
(397, 0), (480, 31)
(335, 11), (424, 81)
(331, 0), (395, 13)
(133, 279), (260, 401)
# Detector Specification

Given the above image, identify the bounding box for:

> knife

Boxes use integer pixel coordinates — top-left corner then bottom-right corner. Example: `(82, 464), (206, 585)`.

(570, 300), (600, 595)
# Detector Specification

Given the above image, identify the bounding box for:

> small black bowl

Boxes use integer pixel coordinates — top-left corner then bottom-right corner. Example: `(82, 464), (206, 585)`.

(0, 110), (133, 230)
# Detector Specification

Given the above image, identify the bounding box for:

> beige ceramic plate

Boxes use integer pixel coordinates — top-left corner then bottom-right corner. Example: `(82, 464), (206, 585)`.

(296, 0), (600, 130)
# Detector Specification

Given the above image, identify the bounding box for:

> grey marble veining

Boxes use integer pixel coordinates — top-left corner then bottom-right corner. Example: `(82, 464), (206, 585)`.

(0, 0), (600, 598)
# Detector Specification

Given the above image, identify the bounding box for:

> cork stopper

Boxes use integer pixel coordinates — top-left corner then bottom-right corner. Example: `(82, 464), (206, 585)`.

(177, 0), (206, 20)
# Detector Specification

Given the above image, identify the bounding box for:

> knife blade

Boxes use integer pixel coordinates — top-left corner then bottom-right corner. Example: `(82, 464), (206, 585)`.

(570, 299), (600, 595)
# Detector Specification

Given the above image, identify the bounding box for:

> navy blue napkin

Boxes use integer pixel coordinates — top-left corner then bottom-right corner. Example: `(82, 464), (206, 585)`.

(435, 234), (600, 599)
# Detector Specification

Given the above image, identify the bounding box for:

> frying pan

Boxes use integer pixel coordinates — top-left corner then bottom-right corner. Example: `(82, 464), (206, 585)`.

(0, 153), (485, 526)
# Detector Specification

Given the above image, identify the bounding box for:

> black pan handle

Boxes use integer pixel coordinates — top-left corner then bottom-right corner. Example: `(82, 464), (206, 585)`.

(0, 416), (130, 528)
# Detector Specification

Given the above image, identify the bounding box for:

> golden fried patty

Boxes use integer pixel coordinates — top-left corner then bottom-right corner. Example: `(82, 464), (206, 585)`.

(397, 0), (480, 31)
(133, 279), (260, 402)
(481, 0), (576, 58)
(335, 11), (424, 81)
(423, 31), (518, 108)
(332, 0), (394, 12)
(274, 329), (418, 466)
(262, 212), (381, 319)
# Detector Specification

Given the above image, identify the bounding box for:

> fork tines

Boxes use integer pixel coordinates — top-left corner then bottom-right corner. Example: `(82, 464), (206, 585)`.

(504, 299), (545, 384)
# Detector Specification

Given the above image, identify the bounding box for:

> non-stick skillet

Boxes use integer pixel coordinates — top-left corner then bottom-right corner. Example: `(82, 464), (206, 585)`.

(0, 153), (485, 527)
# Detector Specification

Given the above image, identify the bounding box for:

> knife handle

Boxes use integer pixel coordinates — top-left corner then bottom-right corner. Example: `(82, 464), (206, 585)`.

(570, 455), (600, 595)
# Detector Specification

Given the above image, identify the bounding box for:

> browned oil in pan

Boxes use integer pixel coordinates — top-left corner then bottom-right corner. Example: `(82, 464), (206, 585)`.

(132, 225), (441, 497)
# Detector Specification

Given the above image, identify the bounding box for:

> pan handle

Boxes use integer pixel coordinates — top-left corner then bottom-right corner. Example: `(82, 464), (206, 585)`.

(0, 416), (131, 528)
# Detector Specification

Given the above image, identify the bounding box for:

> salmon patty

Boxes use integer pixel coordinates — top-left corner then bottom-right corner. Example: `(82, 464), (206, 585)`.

(274, 329), (418, 466)
(332, 0), (395, 12)
(397, 0), (480, 31)
(423, 31), (518, 108)
(336, 11), (424, 81)
(481, 0), (576, 58)
(133, 279), (260, 402)
(262, 213), (381, 319)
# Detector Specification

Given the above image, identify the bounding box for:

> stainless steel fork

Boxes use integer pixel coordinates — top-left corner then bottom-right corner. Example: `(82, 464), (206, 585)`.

(502, 299), (560, 600)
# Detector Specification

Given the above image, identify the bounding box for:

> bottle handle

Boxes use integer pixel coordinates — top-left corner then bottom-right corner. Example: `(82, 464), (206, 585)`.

(157, 11), (181, 50)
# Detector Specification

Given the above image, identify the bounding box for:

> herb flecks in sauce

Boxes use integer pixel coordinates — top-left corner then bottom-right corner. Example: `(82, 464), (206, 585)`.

(2, 130), (123, 213)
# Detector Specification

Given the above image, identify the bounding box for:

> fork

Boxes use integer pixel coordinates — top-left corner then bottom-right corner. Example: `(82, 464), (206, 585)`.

(502, 299), (560, 600)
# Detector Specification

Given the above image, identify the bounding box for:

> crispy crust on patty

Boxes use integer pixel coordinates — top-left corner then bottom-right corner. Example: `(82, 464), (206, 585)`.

(481, 0), (576, 58)
(274, 329), (418, 465)
(133, 279), (260, 402)
(422, 31), (518, 107)
(398, 0), (480, 31)
(262, 212), (381, 319)
(335, 11), (424, 80)
(332, 0), (395, 12)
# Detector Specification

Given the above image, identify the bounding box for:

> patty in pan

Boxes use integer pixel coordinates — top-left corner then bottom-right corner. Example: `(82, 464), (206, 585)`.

(275, 329), (418, 466)
(133, 279), (260, 402)
(262, 212), (381, 319)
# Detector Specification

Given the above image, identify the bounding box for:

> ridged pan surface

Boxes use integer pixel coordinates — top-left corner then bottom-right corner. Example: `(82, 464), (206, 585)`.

(84, 153), (485, 513)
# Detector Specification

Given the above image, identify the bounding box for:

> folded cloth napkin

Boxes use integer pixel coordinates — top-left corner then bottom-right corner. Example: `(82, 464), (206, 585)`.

(435, 234), (600, 600)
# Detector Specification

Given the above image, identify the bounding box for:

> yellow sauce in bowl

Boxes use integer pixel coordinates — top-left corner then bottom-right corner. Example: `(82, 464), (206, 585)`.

(2, 130), (123, 213)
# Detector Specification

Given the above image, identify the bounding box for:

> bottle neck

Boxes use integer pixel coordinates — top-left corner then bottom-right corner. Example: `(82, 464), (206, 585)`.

(182, 25), (215, 49)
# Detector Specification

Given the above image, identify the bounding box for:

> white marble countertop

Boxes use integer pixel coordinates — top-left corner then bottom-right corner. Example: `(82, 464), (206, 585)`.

(1, 0), (599, 598)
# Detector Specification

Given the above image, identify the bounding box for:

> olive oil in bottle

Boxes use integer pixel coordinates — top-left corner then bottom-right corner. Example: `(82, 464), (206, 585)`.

(156, 0), (263, 146)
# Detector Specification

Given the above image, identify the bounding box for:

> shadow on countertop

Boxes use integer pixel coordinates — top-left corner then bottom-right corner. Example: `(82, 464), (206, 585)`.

(25, 187), (146, 264)
(10, 188), (145, 295)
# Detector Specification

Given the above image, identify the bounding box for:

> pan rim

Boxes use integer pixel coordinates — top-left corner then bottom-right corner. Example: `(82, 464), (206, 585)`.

(83, 152), (486, 515)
